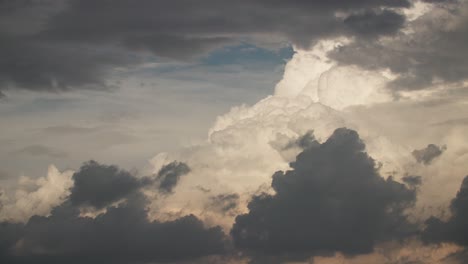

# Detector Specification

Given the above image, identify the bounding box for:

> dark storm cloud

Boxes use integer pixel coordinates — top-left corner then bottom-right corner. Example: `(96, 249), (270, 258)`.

(0, 222), (23, 257)
(0, 35), (139, 93)
(231, 128), (416, 260)
(0, 159), (226, 264)
(0, 0), (410, 93)
(344, 9), (406, 38)
(412, 144), (446, 165)
(156, 161), (190, 194)
(0, 194), (227, 264)
(43, 0), (409, 51)
(423, 176), (468, 246)
(69, 160), (150, 209)
(330, 0), (468, 90)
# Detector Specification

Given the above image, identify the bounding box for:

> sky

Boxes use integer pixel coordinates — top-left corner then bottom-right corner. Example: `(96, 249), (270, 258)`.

(1, 0), (468, 263)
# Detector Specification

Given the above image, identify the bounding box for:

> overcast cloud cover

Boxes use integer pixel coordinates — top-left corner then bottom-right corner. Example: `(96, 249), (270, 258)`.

(1, 0), (468, 263)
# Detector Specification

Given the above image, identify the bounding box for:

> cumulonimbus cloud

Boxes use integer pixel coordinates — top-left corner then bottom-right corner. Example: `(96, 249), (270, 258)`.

(232, 128), (417, 261)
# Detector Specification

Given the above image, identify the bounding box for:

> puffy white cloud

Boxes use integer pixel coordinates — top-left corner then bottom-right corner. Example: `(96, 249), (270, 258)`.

(0, 165), (73, 222)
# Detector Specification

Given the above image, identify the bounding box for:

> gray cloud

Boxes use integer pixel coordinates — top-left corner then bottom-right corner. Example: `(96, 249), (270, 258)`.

(0, 0), (410, 93)
(69, 160), (149, 209)
(231, 128), (416, 261)
(412, 144), (446, 165)
(0, 194), (227, 264)
(196, 185), (211, 193)
(156, 161), (190, 194)
(208, 193), (240, 216)
(284, 130), (320, 150)
(423, 176), (468, 246)
(0, 159), (227, 264)
(402, 175), (423, 188)
(330, 0), (468, 90)
(0, 34), (140, 93)
(343, 9), (406, 38)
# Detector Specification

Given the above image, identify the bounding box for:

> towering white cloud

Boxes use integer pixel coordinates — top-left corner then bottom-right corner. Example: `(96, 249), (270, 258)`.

(145, 34), (468, 262)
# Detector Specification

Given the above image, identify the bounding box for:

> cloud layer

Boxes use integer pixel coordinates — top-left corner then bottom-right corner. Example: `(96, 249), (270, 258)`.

(0, 0), (415, 93)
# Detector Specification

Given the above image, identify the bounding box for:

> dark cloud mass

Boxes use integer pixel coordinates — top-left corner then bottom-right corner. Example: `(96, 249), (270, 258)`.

(0, 34), (139, 93)
(0, 0), (411, 93)
(412, 144), (446, 165)
(330, 0), (468, 90)
(423, 175), (468, 246)
(231, 128), (416, 260)
(0, 161), (226, 264)
(156, 161), (190, 194)
(0, 197), (226, 264)
(1, 0), (466, 93)
(343, 9), (406, 38)
(69, 160), (148, 209)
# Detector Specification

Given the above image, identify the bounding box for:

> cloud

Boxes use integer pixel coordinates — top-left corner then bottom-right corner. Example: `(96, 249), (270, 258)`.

(69, 160), (150, 209)
(0, 194), (227, 264)
(343, 9), (406, 38)
(283, 130), (319, 150)
(0, 1), (464, 96)
(208, 193), (240, 216)
(330, 0), (468, 90)
(0, 34), (140, 93)
(0, 0), (411, 93)
(0, 165), (73, 222)
(423, 175), (468, 246)
(156, 161), (191, 194)
(412, 144), (446, 165)
(231, 128), (416, 260)
(0, 160), (227, 263)
(402, 175), (423, 187)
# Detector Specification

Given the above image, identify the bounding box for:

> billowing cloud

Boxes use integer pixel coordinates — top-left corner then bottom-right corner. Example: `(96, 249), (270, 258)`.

(2, 2), (468, 262)
(69, 160), (149, 209)
(0, 165), (73, 222)
(231, 128), (417, 260)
